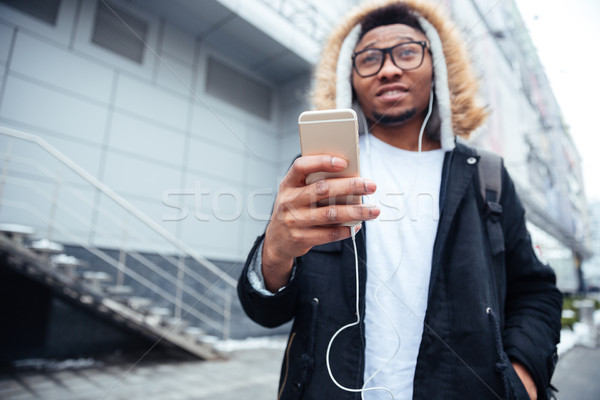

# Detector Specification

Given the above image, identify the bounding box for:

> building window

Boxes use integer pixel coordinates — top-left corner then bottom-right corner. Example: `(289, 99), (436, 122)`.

(91, 1), (147, 64)
(206, 57), (272, 120)
(0, 0), (60, 25)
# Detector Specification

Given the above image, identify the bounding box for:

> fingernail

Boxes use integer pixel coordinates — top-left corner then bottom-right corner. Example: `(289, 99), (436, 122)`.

(364, 179), (376, 193)
(331, 157), (347, 168)
(366, 205), (380, 218)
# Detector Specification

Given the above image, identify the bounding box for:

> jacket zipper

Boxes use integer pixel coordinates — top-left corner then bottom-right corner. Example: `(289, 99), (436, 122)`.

(278, 332), (296, 400)
(356, 228), (366, 400)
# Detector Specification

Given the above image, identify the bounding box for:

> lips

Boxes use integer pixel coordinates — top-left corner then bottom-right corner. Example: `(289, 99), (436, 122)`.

(376, 84), (409, 97)
(380, 89), (405, 96)
(375, 84), (409, 103)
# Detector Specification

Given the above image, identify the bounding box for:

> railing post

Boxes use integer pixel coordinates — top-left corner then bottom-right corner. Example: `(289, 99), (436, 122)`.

(175, 254), (185, 319)
(47, 168), (62, 241)
(117, 216), (128, 287)
(223, 285), (232, 341)
(0, 139), (13, 211)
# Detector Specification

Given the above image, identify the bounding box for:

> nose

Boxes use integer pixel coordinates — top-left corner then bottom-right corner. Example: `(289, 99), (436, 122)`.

(377, 53), (403, 79)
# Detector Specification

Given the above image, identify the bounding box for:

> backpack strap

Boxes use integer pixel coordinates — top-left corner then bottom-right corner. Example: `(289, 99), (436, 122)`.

(476, 148), (505, 256)
(477, 149), (502, 205)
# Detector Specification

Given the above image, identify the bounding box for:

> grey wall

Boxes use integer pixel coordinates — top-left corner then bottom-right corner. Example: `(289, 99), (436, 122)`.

(0, 0), (310, 263)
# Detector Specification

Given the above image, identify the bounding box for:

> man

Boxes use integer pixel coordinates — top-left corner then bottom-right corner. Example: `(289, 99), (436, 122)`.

(237, 1), (562, 399)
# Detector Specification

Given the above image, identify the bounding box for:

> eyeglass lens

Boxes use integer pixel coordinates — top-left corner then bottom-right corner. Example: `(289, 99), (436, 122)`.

(354, 42), (424, 77)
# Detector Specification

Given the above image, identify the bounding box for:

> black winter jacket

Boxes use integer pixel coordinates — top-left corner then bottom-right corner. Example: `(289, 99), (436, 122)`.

(238, 143), (562, 400)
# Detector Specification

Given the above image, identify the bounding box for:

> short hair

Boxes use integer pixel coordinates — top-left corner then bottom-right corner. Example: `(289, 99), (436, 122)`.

(359, 3), (424, 40)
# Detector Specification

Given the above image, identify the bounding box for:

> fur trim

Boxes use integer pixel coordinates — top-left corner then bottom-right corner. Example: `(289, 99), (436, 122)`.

(336, 25), (361, 109)
(311, 0), (488, 138)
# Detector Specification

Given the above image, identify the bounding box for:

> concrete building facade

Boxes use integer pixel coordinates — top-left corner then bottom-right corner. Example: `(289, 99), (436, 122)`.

(0, 0), (352, 261)
(450, 0), (591, 292)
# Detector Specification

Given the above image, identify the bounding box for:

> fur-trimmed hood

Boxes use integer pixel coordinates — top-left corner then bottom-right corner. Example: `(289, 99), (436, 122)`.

(311, 0), (487, 150)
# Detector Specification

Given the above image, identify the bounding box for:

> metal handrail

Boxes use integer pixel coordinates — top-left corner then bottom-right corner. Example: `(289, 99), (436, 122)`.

(0, 125), (238, 338)
(0, 125), (236, 288)
(2, 154), (233, 324)
(3, 152), (232, 303)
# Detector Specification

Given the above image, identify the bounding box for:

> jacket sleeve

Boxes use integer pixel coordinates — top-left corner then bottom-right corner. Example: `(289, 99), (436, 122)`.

(237, 233), (300, 328)
(500, 167), (562, 397)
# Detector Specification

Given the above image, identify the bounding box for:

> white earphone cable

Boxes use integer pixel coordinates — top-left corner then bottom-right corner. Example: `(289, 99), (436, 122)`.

(325, 88), (435, 399)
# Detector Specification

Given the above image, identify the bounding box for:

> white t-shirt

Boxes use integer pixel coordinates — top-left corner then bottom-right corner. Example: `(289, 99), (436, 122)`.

(360, 134), (445, 399)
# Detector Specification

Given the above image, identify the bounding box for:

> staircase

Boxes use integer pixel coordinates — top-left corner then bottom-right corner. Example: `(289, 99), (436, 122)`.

(0, 126), (239, 360)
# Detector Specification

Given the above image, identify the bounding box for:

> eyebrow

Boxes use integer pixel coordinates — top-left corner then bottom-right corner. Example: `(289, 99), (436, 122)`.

(360, 36), (417, 50)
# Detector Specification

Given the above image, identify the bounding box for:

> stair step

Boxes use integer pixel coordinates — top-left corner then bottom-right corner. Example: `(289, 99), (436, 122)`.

(80, 271), (112, 291)
(29, 239), (64, 258)
(0, 223), (34, 246)
(1, 233), (222, 360)
(51, 254), (82, 266)
(143, 306), (171, 326)
(104, 285), (133, 296)
(126, 296), (152, 310)
(81, 271), (112, 281)
(148, 306), (171, 317)
(163, 317), (189, 330)
(183, 326), (205, 338)
(51, 254), (86, 278)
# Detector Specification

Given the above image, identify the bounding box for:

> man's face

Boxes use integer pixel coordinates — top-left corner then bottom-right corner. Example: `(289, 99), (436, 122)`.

(352, 23), (433, 127)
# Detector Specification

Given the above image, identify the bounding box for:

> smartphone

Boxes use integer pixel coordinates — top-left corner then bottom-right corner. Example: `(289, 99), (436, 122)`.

(298, 108), (361, 226)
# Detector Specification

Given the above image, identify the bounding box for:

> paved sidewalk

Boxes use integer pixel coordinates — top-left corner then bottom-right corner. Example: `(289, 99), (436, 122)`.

(551, 345), (600, 400)
(2, 341), (599, 400)
(0, 341), (286, 400)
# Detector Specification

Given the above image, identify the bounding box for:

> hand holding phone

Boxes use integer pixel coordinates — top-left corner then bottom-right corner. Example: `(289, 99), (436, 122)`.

(298, 109), (362, 225)
(260, 109), (378, 292)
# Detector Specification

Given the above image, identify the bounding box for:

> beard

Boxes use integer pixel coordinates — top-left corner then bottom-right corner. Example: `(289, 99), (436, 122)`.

(371, 108), (417, 126)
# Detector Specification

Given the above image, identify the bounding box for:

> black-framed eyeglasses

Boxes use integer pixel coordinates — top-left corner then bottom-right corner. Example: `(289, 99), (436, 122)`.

(352, 41), (429, 77)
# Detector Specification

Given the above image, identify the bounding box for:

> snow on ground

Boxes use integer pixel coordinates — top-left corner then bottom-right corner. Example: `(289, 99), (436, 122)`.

(558, 309), (600, 356)
(12, 358), (103, 371)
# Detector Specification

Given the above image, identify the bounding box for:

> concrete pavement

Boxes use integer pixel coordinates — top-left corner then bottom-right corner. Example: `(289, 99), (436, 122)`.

(0, 339), (286, 400)
(551, 345), (600, 400)
(1, 340), (599, 399)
